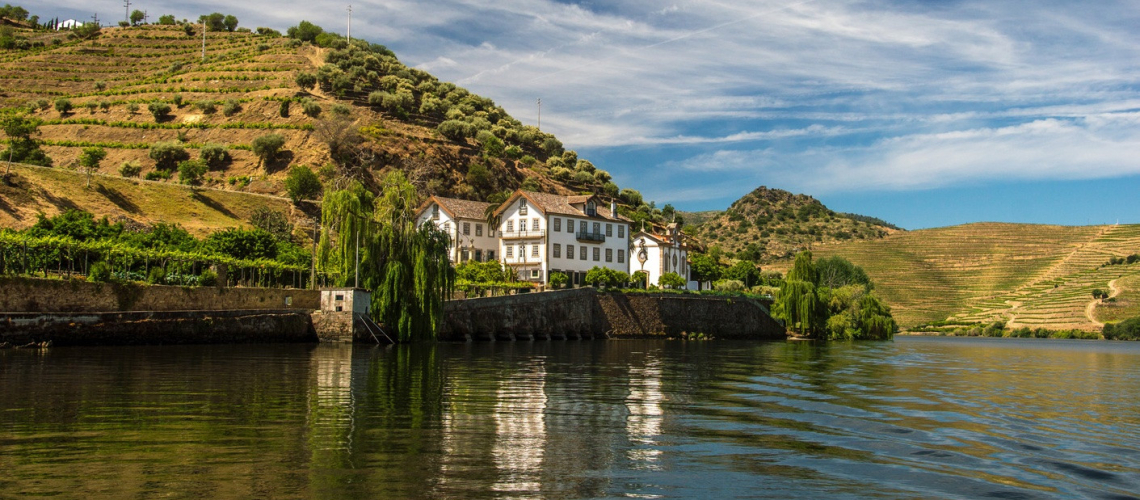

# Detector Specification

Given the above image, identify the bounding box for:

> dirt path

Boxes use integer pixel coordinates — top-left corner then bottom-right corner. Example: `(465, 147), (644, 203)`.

(1086, 278), (1120, 327)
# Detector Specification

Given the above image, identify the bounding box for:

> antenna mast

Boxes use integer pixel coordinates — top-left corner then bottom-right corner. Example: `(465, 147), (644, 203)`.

(347, 5), (352, 43)
(537, 98), (541, 130)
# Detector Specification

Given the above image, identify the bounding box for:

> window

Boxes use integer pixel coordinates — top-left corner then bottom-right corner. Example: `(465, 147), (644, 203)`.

(554, 218), (561, 232)
(335, 294), (344, 301)
(518, 219), (526, 232)
(618, 225), (625, 238)
(567, 219), (574, 233)
(580, 246), (587, 260)
(533, 218), (540, 231)
(567, 244), (574, 259)
(518, 244), (525, 258)
(443, 222), (451, 233)
(553, 243), (561, 258)
(586, 200), (596, 216)
(486, 250), (495, 261)
(592, 248), (600, 261)
(431, 205), (439, 220)
(476, 224), (483, 237)
(605, 249), (613, 262)
(461, 249), (469, 261)
(463, 222), (470, 235)
(580, 220), (588, 233)
(506, 220), (514, 232)
(532, 244), (539, 257)
(618, 249), (625, 263)
(519, 198), (528, 215)
(531, 269), (540, 279)
(506, 246), (513, 258)
(475, 249), (483, 262)
(592, 222), (600, 235)
(606, 223), (612, 237)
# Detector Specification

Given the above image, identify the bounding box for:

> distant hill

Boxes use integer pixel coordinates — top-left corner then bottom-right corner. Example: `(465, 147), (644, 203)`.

(690, 186), (899, 261)
(780, 222), (1140, 330)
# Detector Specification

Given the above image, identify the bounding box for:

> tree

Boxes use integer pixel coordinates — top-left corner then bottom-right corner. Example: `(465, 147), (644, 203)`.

(775, 251), (826, 337)
(1, 113), (51, 170)
(148, 101), (171, 121)
(659, 272), (685, 289)
(318, 172), (454, 341)
(223, 14), (239, 32)
(251, 133), (286, 169)
(205, 228), (277, 260)
(689, 253), (722, 290)
(72, 22), (102, 40)
(148, 141), (189, 171)
(284, 165), (321, 202)
(158, 14), (176, 25)
(249, 207), (293, 242)
(78, 147), (106, 188)
(476, 130), (504, 157)
(466, 162), (491, 190)
(286, 21), (323, 43)
(816, 256), (870, 289)
(723, 260), (762, 288)
(549, 271), (568, 289)
(199, 12), (226, 31)
(198, 143), (228, 169)
(54, 98), (72, 115)
(130, 9), (145, 25)
(177, 159), (207, 185)
(294, 72), (317, 90)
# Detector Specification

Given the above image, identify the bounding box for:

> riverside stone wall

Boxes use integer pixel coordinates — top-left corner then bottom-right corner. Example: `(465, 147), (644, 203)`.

(0, 276), (318, 313)
(439, 289), (785, 341)
(0, 310), (316, 346)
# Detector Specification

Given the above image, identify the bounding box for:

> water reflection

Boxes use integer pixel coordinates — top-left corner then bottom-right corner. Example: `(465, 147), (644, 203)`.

(491, 359), (547, 497)
(625, 357), (664, 469)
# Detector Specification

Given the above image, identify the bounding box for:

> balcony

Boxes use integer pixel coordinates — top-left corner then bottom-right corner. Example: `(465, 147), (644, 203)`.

(576, 231), (605, 243)
(500, 229), (545, 240)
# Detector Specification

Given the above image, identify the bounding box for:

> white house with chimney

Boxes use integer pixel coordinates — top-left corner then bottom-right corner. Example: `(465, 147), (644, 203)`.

(414, 196), (498, 263)
(493, 190), (631, 285)
(631, 223), (695, 289)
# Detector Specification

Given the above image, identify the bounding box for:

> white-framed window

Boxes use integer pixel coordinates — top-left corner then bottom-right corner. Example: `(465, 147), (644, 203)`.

(518, 219), (525, 232)
(553, 243), (561, 258)
(532, 218), (540, 231)
(461, 249), (469, 261)
(606, 223), (612, 237)
(476, 224), (483, 236)
(605, 249), (612, 262)
(592, 222), (600, 234)
(506, 220), (514, 232)
(593, 248), (600, 261)
(618, 249), (625, 263)
(532, 244), (539, 257)
(579, 246), (587, 260)
(580, 220), (588, 233)
(554, 218), (561, 232)
(506, 246), (513, 258)
(531, 269), (540, 279)
(463, 222), (470, 235)
(431, 205), (439, 220)
(519, 199), (528, 215)
(518, 244), (525, 258)
(618, 225), (625, 238)
(443, 222), (451, 233)
(567, 219), (574, 233)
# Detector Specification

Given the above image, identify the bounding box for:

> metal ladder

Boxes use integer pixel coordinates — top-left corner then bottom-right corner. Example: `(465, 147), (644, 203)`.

(356, 313), (395, 344)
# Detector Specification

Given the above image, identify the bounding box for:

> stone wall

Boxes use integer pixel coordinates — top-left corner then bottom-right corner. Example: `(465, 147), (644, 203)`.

(0, 276), (319, 313)
(439, 289), (786, 341)
(0, 310), (316, 346)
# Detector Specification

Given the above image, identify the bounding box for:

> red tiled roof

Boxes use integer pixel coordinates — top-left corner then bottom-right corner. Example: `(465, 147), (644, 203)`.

(417, 196), (495, 220)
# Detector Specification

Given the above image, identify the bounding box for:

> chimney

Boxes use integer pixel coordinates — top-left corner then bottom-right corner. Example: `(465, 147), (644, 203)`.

(610, 199), (617, 218)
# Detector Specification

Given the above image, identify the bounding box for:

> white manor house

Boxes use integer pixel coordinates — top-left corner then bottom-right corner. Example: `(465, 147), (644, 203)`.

(415, 189), (694, 288)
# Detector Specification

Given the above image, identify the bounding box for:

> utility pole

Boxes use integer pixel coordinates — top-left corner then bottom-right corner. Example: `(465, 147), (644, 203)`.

(123, 0), (130, 23)
(310, 221), (318, 290)
(90, 13), (100, 26)
(201, 18), (206, 61)
(536, 98), (541, 130)
(354, 223), (360, 288)
(346, 5), (352, 43)
(144, 10), (148, 24)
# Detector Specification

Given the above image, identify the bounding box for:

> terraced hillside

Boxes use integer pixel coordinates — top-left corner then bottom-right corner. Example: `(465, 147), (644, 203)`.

(797, 223), (1140, 330)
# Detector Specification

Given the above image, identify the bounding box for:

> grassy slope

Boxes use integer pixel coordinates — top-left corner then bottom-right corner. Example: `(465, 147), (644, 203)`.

(790, 223), (1140, 330)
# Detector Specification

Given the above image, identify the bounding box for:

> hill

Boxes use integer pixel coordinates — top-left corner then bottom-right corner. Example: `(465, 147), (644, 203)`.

(1, 21), (664, 232)
(786, 222), (1140, 330)
(690, 186), (900, 261)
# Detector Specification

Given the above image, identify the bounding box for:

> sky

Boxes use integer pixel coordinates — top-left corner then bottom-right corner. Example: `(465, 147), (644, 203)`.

(38, 0), (1140, 229)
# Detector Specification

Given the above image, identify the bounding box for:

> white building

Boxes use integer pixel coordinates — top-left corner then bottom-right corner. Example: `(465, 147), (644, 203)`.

(414, 196), (498, 263)
(493, 190), (631, 285)
(631, 223), (695, 289)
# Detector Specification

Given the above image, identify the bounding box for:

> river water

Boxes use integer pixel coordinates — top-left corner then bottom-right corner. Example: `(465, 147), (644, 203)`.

(2, 337), (1138, 499)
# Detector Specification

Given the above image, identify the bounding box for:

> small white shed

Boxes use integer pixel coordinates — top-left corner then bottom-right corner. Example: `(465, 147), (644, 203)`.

(320, 288), (371, 315)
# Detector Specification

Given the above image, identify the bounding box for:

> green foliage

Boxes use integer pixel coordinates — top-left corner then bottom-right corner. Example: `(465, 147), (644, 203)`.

(118, 161), (141, 177)
(330, 103), (351, 116)
(144, 169), (172, 180)
(286, 20), (324, 43)
(88, 261), (112, 282)
(199, 12), (227, 31)
(148, 141), (189, 171)
(205, 227), (277, 261)
(251, 133), (286, 168)
(723, 261), (762, 288)
(659, 272), (686, 289)
(1103, 317), (1140, 340)
(249, 207), (293, 242)
(71, 22), (102, 41)
(198, 269), (218, 286)
(284, 164), (321, 202)
(147, 266), (166, 284)
(0, 113), (51, 167)
(465, 162), (491, 190)
(171, 93), (184, 107)
(824, 286), (897, 340)
(177, 159), (207, 185)
(1092, 289), (1107, 300)
(223, 14), (239, 32)
(438, 119), (474, 141)
(148, 101), (171, 121)
(816, 256), (870, 289)
(549, 271), (568, 289)
(195, 100), (216, 114)
(54, 98), (72, 115)
(278, 100), (290, 117)
(689, 253), (722, 285)
(198, 143), (228, 169)
(158, 14), (175, 25)
(455, 260), (513, 283)
(130, 9), (145, 25)
(775, 251), (826, 336)
(126, 102), (139, 114)
(78, 146), (106, 174)
(585, 266), (630, 288)
(294, 71), (317, 90)
(476, 130), (505, 157)
(300, 98), (321, 117)
(619, 188), (643, 207)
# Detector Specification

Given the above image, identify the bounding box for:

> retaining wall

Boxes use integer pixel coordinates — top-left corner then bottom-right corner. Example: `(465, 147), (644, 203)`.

(0, 276), (318, 313)
(0, 310), (316, 346)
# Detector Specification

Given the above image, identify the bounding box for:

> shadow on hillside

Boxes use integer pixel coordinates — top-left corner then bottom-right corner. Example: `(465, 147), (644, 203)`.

(0, 192), (15, 217)
(266, 151), (295, 174)
(95, 184), (140, 214)
(39, 188), (78, 213)
(191, 190), (238, 220)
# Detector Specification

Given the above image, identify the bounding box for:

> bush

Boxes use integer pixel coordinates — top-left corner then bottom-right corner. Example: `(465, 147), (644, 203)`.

(88, 261), (112, 283)
(119, 161), (142, 177)
(195, 100), (216, 114)
(476, 130), (504, 157)
(148, 101), (172, 121)
(98, 100), (111, 111)
(158, 14), (176, 25)
(713, 279), (746, 292)
(94, 81), (106, 91)
(172, 93), (184, 107)
(147, 266), (167, 284)
(549, 271), (568, 289)
(330, 103), (351, 116)
(198, 143), (228, 169)
(1103, 317), (1140, 340)
(178, 159), (208, 185)
(300, 98), (321, 117)
(126, 102), (139, 114)
(437, 120), (474, 141)
(284, 165), (321, 202)
(295, 72), (317, 90)
(198, 269), (218, 287)
(659, 272), (686, 289)
(572, 170), (594, 184)
(145, 169), (172, 181)
(54, 98), (72, 115)
(278, 100), (290, 117)
(149, 141), (189, 171)
(251, 133), (286, 168)
(222, 99), (241, 118)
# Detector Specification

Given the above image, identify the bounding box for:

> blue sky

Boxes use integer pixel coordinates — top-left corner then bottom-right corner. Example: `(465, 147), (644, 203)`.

(39, 0), (1140, 228)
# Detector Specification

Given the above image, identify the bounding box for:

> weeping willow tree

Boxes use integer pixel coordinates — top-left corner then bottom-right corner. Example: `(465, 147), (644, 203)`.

(318, 172), (455, 342)
(774, 251), (826, 337)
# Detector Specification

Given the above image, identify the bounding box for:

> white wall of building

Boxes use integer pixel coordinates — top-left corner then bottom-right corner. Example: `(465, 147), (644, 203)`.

(631, 233), (692, 289)
(416, 203), (499, 263)
(497, 196), (631, 283)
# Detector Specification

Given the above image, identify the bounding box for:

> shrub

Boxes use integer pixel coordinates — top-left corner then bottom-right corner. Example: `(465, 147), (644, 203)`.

(98, 100), (111, 112)
(84, 101), (98, 114)
(278, 100), (289, 117)
(295, 71), (317, 90)
(284, 165), (321, 202)
(195, 100), (216, 114)
(118, 161), (142, 177)
(222, 99), (240, 117)
(178, 159), (208, 185)
(158, 14), (176, 25)
(198, 143), (228, 169)
(300, 98), (321, 117)
(504, 145), (523, 160)
(54, 98), (73, 115)
(147, 266), (167, 284)
(437, 120), (474, 141)
(549, 271), (568, 289)
(476, 130), (504, 157)
(183, 23), (195, 36)
(659, 272), (686, 289)
(330, 103), (351, 116)
(572, 170), (594, 184)
(94, 81), (106, 91)
(144, 170), (172, 181)
(88, 261), (112, 283)
(198, 269), (218, 287)
(172, 93), (184, 107)
(251, 133), (286, 168)
(148, 101), (172, 121)
(126, 102), (139, 114)
(148, 141), (189, 171)
(249, 207), (294, 241)
(520, 155), (536, 166)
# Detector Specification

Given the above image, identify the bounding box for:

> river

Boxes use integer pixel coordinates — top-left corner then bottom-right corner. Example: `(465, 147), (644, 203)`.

(2, 337), (1138, 499)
